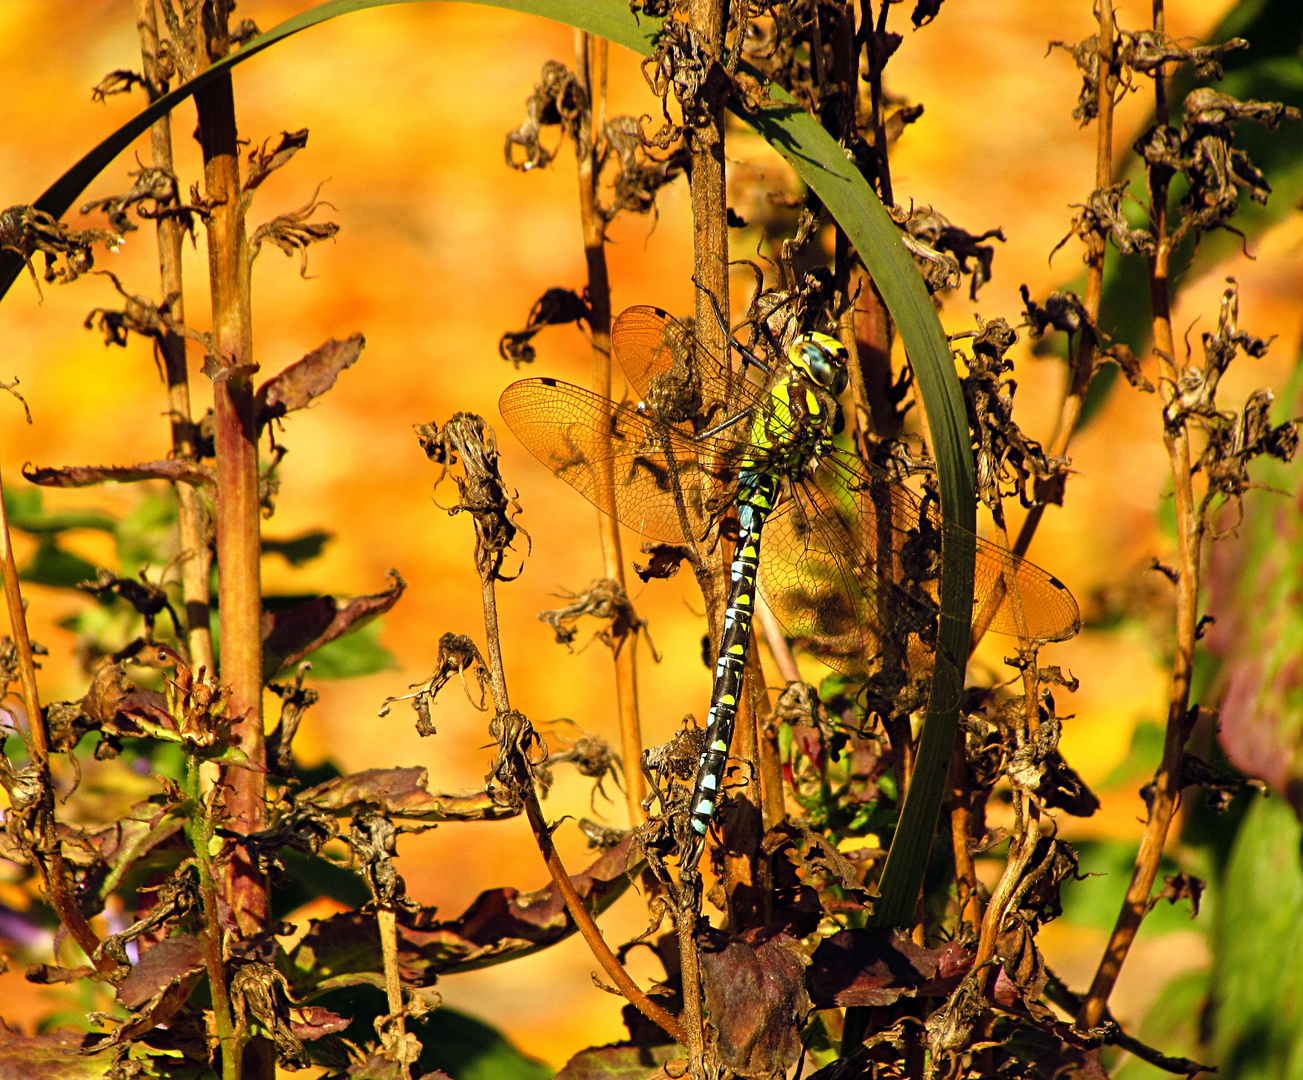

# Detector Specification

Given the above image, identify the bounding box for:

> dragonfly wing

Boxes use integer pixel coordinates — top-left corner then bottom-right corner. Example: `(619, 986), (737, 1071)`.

(611, 306), (763, 432)
(819, 452), (1082, 643)
(499, 377), (741, 545)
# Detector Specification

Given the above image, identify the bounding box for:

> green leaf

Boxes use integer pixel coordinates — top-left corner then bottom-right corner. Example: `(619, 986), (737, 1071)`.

(415, 1007), (553, 1080)
(1058, 839), (1195, 937)
(300, 619), (397, 679)
(274, 849), (371, 918)
(3, 487), (117, 536)
(1206, 793), (1303, 1079)
(18, 538), (99, 589)
(262, 529), (334, 566)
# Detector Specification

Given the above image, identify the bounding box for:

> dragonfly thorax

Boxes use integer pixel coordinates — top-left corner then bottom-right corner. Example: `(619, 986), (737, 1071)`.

(742, 342), (847, 480)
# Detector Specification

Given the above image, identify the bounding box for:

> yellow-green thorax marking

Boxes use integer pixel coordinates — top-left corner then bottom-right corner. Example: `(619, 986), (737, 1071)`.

(681, 331), (849, 871)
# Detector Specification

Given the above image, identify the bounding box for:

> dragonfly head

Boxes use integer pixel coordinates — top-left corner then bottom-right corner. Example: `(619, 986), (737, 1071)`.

(789, 334), (850, 397)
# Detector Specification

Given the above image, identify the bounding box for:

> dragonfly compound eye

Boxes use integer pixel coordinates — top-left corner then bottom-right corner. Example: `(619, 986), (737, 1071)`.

(792, 334), (850, 396)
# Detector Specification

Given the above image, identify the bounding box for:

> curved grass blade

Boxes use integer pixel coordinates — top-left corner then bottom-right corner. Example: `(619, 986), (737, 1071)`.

(0, 0), (972, 926)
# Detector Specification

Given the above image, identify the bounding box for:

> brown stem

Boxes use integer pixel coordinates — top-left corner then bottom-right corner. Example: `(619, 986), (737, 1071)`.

(681, 0), (729, 1062)
(192, 42), (268, 1048)
(187, 755), (242, 1080)
(137, 0), (214, 674)
(376, 907), (406, 1044)
(1010, 0), (1116, 565)
(574, 32), (646, 825)
(974, 655), (1041, 974)
(0, 464), (108, 971)
(478, 564), (684, 1044)
(1079, 0), (1199, 1028)
(948, 743), (981, 932)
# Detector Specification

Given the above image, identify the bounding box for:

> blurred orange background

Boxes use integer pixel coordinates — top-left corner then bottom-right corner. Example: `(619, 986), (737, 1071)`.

(1, 0), (1299, 1069)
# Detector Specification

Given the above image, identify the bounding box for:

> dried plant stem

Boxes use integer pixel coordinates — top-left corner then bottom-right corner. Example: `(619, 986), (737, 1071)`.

(756, 597), (800, 684)
(478, 568), (686, 1045)
(376, 906), (406, 1042)
(688, 0), (729, 355)
(194, 58), (268, 953)
(974, 660), (1042, 975)
(1079, 0), (1199, 1028)
(0, 464), (108, 970)
(574, 32), (646, 825)
(137, 0), (214, 674)
(1013, 0), (1116, 563)
(185, 752), (241, 1080)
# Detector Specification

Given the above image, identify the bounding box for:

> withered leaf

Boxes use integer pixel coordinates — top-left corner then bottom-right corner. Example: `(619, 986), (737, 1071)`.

(245, 129), (310, 191)
(701, 931), (809, 1079)
(255, 333), (365, 429)
(22, 460), (213, 488)
(0, 1023), (110, 1078)
(284, 836), (636, 992)
(298, 766), (518, 823)
(807, 928), (969, 1009)
(1152, 871), (1205, 917)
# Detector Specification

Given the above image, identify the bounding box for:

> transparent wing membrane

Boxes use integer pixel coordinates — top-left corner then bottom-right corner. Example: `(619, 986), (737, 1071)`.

(499, 308), (1080, 681)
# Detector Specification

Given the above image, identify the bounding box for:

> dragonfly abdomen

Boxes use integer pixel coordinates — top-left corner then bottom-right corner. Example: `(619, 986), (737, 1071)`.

(682, 470), (780, 871)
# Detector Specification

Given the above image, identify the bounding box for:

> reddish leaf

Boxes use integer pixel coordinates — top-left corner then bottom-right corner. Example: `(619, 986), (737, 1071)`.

(263, 571), (405, 678)
(554, 1043), (683, 1080)
(22, 460), (213, 487)
(117, 933), (204, 1009)
(0, 1023), (110, 1078)
(256, 333), (364, 427)
(701, 931), (809, 1077)
(288, 1005), (349, 1040)
(298, 767), (518, 823)
(807, 928), (970, 1008)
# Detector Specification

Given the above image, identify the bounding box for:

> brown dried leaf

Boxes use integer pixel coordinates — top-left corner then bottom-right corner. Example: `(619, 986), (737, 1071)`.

(0, 1023), (110, 1078)
(22, 460), (214, 488)
(256, 333), (365, 429)
(245, 129), (310, 191)
(298, 766), (518, 823)
(807, 928), (969, 1008)
(701, 931), (810, 1078)
(284, 835), (637, 992)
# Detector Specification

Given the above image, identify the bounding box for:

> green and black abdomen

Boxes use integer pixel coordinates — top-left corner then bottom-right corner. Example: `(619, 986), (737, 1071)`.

(681, 469), (779, 867)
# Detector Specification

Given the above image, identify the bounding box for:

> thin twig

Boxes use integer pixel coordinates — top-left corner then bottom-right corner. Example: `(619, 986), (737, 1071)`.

(1011, 0), (1117, 563)
(136, 0), (214, 674)
(471, 475), (685, 1045)
(1079, 0), (1200, 1028)
(0, 463), (108, 971)
(573, 31), (647, 826)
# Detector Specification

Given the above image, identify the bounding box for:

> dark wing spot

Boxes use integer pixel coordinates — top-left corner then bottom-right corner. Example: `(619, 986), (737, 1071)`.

(541, 377), (559, 387)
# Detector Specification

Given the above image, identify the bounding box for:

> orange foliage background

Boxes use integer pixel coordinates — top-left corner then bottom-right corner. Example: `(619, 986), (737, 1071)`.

(1, 0), (1299, 1067)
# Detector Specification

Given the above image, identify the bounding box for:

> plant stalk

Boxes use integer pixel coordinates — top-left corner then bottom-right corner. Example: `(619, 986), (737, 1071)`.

(193, 54), (268, 944)
(574, 31), (646, 825)
(0, 464), (108, 971)
(137, 0), (214, 674)
(1078, 0), (1200, 1028)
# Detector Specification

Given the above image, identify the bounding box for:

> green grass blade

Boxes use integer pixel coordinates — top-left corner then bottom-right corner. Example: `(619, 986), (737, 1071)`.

(0, 0), (972, 925)
(731, 96), (974, 927)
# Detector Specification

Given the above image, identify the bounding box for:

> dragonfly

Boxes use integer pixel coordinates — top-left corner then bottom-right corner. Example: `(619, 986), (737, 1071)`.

(499, 305), (1079, 872)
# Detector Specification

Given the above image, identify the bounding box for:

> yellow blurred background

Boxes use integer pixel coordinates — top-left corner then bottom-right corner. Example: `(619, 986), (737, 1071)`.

(1, 0), (1299, 1068)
